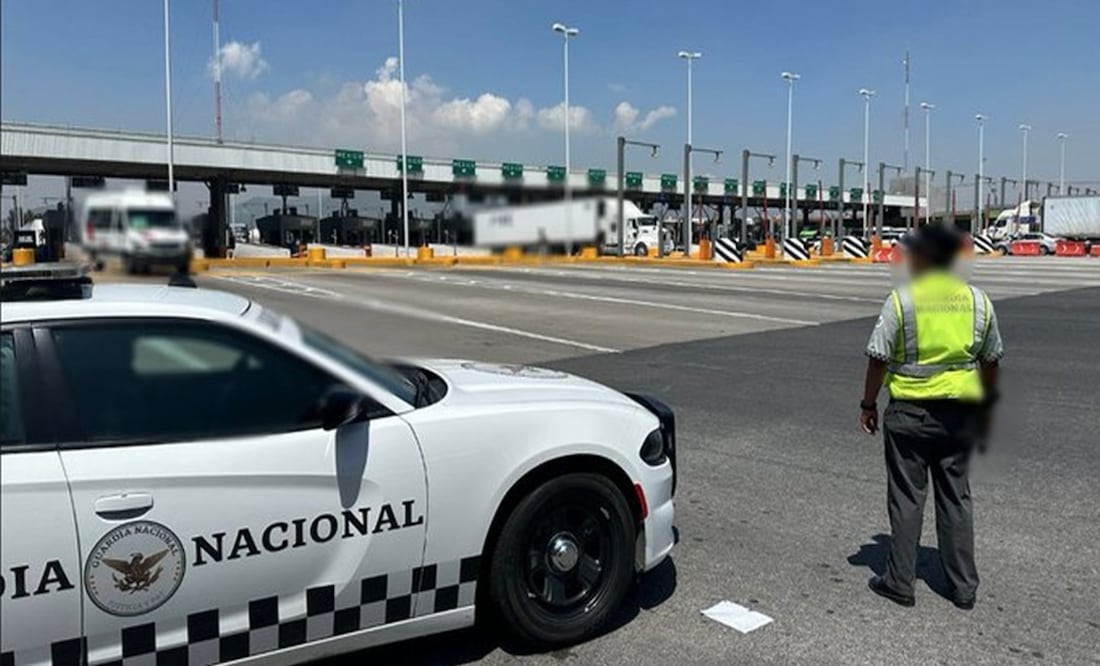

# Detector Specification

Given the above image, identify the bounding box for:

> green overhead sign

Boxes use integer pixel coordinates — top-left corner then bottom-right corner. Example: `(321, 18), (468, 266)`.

(849, 187), (864, 201)
(752, 180), (766, 196)
(724, 178), (739, 194)
(335, 149), (363, 169)
(804, 183), (818, 199)
(873, 189), (884, 203)
(626, 171), (644, 189)
(587, 169), (606, 187)
(502, 162), (524, 179)
(660, 173), (677, 190)
(397, 155), (423, 173)
(829, 185), (841, 202)
(693, 176), (709, 193)
(546, 165), (566, 182)
(778, 182), (789, 197)
(452, 159), (476, 177)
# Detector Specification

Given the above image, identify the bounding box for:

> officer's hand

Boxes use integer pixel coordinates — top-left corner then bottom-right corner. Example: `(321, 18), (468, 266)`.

(860, 408), (879, 435)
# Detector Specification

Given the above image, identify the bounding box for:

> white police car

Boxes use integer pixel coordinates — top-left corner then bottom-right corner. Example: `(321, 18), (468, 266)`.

(0, 265), (676, 666)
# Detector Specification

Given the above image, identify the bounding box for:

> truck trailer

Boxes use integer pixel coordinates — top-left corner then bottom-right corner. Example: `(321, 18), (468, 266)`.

(473, 197), (671, 255)
(1042, 195), (1100, 241)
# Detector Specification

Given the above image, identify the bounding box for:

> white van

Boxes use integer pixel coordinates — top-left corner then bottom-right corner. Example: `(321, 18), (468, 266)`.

(81, 190), (192, 273)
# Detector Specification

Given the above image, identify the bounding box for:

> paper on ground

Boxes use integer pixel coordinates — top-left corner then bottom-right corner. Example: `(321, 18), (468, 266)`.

(701, 601), (774, 634)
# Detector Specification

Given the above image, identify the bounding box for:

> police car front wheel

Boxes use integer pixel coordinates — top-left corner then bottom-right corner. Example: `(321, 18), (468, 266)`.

(488, 473), (636, 647)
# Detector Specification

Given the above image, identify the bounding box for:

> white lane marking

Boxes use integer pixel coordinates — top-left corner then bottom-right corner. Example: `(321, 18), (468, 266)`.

(505, 266), (882, 302)
(371, 271), (820, 326)
(212, 275), (620, 354)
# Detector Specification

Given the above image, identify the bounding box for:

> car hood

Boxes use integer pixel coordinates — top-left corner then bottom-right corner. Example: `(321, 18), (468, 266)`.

(408, 358), (637, 408)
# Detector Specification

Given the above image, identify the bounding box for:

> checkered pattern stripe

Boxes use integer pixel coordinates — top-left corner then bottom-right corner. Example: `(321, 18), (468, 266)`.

(1, 556), (479, 666)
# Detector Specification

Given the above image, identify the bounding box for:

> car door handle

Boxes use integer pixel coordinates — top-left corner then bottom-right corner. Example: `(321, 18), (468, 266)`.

(95, 492), (154, 519)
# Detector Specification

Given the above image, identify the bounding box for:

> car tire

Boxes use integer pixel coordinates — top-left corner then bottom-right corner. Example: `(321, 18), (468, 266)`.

(488, 473), (636, 647)
(1040, 246), (1052, 256)
(634, 243), (647, 257)
(122, 254), (135, 274)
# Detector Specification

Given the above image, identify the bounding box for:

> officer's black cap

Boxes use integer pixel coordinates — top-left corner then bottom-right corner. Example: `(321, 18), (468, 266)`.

(901, 224), (962, 266)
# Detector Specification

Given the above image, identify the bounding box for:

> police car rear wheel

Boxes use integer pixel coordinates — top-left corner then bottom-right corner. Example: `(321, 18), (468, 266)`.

(634, 243), (647, 256)
(489, 473), (635, 647)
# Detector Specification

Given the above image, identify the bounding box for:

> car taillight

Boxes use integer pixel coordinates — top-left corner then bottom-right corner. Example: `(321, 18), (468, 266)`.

(85, 221), (94, 240)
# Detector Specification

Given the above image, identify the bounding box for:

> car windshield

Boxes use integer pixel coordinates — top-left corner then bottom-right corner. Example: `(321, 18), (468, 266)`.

(128, 209), (177, 230)
(299, 324), (418, 405)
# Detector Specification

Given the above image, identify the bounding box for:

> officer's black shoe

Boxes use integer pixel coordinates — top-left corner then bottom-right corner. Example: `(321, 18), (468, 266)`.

(868, 576), (915, 607)
(952, 597), (975, 610)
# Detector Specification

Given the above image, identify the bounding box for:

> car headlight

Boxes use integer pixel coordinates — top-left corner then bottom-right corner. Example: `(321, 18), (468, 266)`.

(639, 428), (666, 466)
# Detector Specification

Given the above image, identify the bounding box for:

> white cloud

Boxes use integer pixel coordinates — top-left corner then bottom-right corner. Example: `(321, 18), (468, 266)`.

(536, 102), (598, 133)
(211, 41), (269, 80)
(239, 58), (603, 155)
(613, 101), (677, 133)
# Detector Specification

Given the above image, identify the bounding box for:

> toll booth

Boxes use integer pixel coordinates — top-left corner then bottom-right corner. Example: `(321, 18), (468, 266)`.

(255, 208), (319, 252)
(317, 210), (380, 246)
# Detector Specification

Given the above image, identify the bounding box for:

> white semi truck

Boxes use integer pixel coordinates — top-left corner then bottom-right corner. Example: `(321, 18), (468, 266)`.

(1042, 195), (1100, 241)
(473, 197), (670, 255)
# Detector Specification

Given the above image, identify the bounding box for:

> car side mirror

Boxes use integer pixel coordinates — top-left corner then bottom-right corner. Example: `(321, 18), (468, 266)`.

(319, 385), (370, 431)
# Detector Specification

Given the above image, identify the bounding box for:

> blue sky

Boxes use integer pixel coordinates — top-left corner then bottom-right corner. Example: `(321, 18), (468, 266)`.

(2, 0), (1098, 196)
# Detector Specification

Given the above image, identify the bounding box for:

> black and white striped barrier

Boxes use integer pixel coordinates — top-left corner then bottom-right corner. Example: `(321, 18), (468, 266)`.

(782, 237), (812, 262)
(713, 238), (744, 263)
(842, 236), (870, 258)
(972, 234), (995, 255)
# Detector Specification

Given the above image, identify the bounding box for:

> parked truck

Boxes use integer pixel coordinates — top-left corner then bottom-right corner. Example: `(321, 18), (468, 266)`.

(1042, 195), (1100, 241)
(473, 197), (671, 255)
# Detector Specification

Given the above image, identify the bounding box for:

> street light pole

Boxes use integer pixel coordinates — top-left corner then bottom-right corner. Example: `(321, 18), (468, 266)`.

(398, 0), (410, 256)
(740, 150), (776, 246)
(616, 136), (659, 256)
(554, 22), (580, 256)
(975, 114), (985, 234)
(1057, 132), (1068, 193)
(162, 0), (175, 202)
(781, 72), (800, 239)
(678, 51), (701, 253)
(859, 89), (875, 238)
(878, 162), (903, 240)
(1019, 123), (1031, 204)
(683, 144), (722, 256)
(920, 101), (934, 224)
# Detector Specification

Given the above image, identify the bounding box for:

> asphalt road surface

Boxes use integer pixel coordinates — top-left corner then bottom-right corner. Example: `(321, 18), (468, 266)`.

(182, 257), (1100, 665)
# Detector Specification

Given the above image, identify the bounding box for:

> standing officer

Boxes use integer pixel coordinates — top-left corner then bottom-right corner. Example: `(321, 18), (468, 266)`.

(859, 224), (1003, 610)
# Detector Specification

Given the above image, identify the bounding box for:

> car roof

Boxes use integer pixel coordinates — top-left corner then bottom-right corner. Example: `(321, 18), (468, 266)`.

(2, 283), (251, 324)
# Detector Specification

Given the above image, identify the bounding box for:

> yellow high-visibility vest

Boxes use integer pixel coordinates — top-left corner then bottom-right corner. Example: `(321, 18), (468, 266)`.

(887, 271), (991, 401)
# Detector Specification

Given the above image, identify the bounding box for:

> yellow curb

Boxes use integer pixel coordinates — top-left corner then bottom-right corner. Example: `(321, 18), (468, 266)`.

(453, 255), (502, 266)
(343, 257), (415, 267)
(848, 256), (874, 264)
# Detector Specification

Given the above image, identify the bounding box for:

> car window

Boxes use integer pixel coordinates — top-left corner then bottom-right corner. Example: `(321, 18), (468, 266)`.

(87, 208), (114, 230)
(126, 209), (177, 230)
(50, 321), (343, 444)
(0, 333), (26, 446)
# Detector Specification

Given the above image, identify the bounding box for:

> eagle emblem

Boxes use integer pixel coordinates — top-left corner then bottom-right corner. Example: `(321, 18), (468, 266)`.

(84, 520), (185, 616)
(102, 550), (170, 593)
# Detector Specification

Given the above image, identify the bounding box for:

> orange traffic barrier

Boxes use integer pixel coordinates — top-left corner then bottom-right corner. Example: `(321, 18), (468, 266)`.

(1055, 239), (1087, 256)
(698, 238), (712, 260)
(870, 235), (881, 253)
(764, 237), (776, 259)
(872, 246), (900, 263)
(11, 248), (35, 266)
(1091, 244), (1100, 257)
(307, 246), (327, 262)
(417, 245), (435, 260)
(821, 236), (834, 256)
(1010, 240), (1041, 256)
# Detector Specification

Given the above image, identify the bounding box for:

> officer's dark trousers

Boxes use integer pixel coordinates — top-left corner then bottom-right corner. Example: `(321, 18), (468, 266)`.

(882, 399), (980, 600)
